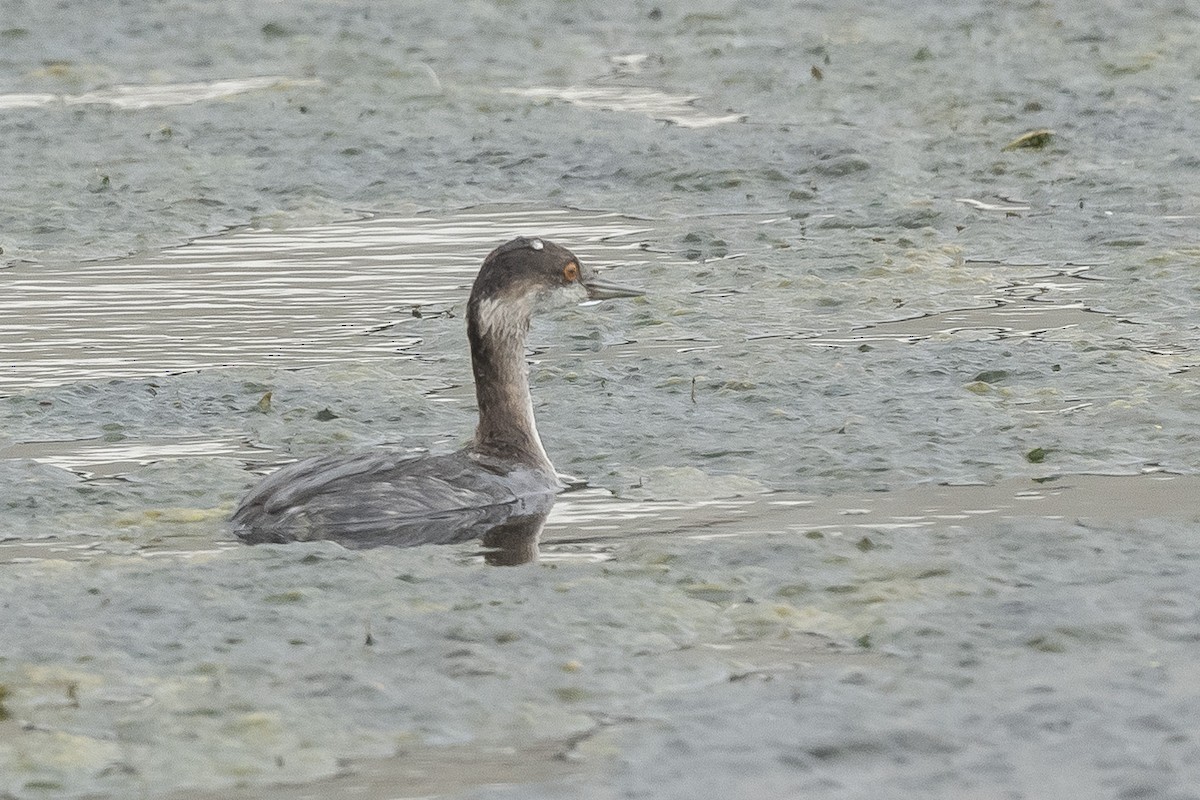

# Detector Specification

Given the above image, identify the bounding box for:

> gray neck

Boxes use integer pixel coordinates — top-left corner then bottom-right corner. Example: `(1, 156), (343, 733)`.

(467, 295), (553, 471)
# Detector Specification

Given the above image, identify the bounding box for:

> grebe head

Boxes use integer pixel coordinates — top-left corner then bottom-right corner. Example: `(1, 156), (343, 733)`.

(470, 236), (642, 322)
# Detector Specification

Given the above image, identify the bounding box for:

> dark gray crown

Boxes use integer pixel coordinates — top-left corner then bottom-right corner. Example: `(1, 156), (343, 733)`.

(470, 237), (581, 302)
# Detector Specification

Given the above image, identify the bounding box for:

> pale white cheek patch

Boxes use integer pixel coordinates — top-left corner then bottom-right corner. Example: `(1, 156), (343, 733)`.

(476, 295), (534, 342)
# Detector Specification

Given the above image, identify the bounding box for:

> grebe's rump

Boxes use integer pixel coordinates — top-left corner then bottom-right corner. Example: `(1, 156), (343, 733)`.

(231, 236), (641, 553)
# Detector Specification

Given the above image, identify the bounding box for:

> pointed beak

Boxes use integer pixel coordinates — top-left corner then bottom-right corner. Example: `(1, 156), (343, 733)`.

(583, 276), (644, 300)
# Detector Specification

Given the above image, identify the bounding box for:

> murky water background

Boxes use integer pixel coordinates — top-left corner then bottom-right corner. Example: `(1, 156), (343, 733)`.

(3, 1), (1200, 797)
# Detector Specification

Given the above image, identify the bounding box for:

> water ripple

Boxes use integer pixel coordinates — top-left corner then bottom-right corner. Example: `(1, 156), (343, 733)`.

(0, 207), (650, 393)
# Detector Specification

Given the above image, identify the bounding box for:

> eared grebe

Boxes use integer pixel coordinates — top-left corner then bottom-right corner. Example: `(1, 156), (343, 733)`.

(232, 236), (641, 547)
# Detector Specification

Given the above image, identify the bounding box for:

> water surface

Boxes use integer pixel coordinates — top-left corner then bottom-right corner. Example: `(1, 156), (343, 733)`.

(2, 1), (1200, 798)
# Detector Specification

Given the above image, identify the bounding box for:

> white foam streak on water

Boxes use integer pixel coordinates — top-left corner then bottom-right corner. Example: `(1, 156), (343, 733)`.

(0, 77), (318, 111)
(807, 301), (1096, 345)
(0, 208), (650, 393)
(0, 436), (262, 477)
(503, 85), (746, 128)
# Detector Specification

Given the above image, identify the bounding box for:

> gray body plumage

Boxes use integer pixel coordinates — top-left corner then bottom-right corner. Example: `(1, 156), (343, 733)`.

(232, 448), (557, 546)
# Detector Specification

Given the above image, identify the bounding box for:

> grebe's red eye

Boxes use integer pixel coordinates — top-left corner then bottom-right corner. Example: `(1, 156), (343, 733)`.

(562, 262), (580, 282)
